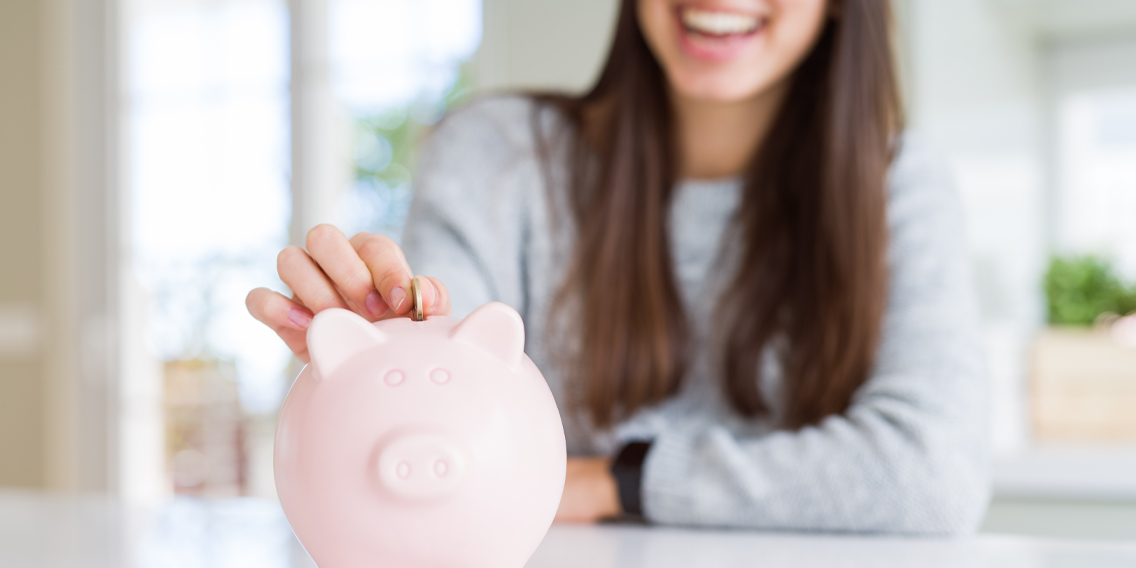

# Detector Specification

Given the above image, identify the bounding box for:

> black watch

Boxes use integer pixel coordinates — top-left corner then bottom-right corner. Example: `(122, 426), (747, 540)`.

(609, 440), (653, 517)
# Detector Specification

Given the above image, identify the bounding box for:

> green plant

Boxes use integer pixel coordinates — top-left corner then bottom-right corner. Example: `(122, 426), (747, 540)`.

(1044, 255), (1136, 326)
(349, 64), (475, 236)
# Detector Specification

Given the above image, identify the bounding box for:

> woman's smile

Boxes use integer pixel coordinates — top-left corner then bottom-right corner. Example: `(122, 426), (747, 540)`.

(639, 0), (826, 102)
(675, 4), (768, 61)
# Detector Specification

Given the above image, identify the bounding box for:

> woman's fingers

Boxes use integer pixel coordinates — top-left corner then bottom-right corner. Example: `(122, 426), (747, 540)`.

(246, 286), (313, 331)
(253, 228), (455, 363)
(420, 276), (452, 317)
(276, 326), (311, 363)
(246, 287), (313, 361)
(306, 224), (389, 319)
(277, 245), (350, 314)
(350, 232), (415, 316)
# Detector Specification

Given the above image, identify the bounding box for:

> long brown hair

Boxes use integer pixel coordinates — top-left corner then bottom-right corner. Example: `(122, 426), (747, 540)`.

(537, 0), (902, 430)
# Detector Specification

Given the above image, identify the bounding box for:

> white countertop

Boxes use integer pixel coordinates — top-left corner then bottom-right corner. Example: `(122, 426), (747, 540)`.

(3, 491), (1134, 568)
(993, 448), (1136, 500)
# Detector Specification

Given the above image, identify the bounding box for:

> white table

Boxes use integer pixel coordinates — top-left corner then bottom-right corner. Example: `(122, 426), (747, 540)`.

(2, 491), (1134, 568)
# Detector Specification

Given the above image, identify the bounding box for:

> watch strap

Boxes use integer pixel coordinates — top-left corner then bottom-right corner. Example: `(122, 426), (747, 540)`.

(610, 440), (652, 517)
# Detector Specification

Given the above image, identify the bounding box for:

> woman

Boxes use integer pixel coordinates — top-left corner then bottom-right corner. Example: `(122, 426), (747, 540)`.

(248, 0), (989, 533)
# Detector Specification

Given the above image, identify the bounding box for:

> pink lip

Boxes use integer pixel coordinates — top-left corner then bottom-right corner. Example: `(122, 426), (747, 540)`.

(673, 6), (764, 62)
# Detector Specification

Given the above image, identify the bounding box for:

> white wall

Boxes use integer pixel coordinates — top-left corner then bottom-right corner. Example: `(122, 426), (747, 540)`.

(899, 0), (1049, 453)
(475, 0), (619, 93)
(0, 0), (120, 492)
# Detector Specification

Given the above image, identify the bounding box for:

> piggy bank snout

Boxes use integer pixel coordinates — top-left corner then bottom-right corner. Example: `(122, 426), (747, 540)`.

(376, 432), (467, 500)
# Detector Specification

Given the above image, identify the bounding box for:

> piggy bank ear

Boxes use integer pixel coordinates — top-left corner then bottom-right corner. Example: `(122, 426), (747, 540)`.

(307, 308), (388, 379)
(449, 302), (525, 369)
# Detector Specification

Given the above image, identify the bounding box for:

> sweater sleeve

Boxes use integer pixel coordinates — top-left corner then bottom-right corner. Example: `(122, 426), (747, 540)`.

(639, 141), (991, 535)
(399, 97), (538, 319)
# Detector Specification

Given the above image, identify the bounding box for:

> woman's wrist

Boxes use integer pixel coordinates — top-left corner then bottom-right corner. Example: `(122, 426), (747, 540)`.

(555, 457), (621, 523)
(592, 459), (622, 520)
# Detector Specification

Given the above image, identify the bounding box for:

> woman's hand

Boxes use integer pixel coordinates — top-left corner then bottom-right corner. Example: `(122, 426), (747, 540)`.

(554, 457), (621, 523)
(246, 224), (451, 362)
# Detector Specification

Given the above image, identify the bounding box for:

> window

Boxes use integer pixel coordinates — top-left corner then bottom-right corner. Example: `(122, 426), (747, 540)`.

(329, 0), (481, 238)
(121, 0), (481, 504)
(1055, 89), (1136, 278)
(1027, 37), (1136, 448)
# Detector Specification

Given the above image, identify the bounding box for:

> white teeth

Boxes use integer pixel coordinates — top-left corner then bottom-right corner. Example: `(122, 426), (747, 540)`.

(681, 8), (760, 36)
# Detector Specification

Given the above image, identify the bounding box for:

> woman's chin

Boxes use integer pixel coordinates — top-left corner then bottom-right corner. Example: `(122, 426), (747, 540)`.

(667, 71), (773, 104)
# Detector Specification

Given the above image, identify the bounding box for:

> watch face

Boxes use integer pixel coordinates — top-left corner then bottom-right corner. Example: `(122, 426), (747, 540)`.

(614, 441), (653, 470)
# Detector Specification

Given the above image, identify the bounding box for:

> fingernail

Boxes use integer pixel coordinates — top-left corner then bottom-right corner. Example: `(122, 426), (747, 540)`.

(365, 291), (386, 317)
(428, 279), (440, 310)
(288, 308), (313, 329)
(390, 286), (407, 312)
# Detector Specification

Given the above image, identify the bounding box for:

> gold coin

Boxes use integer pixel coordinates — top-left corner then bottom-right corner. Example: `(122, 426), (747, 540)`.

(410, 276), (425, 322)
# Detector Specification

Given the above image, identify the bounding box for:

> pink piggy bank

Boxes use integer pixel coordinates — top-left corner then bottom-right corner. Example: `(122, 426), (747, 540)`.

(274, 302), (567, 568)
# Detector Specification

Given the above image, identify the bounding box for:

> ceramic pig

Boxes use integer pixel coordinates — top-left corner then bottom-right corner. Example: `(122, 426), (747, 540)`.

(274, 302), (567, 568)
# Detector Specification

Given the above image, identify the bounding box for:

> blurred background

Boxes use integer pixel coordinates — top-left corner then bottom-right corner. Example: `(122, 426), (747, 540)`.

(1, 0), (1136, 560)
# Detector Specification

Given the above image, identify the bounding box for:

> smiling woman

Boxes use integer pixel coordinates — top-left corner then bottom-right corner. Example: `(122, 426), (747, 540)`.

(250, 0), (989, 534)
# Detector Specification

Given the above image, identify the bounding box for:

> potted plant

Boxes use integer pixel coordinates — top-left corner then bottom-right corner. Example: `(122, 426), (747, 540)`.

(1032, 255), (1136, 443)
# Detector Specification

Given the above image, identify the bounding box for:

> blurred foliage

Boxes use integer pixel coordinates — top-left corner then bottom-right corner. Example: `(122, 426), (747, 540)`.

(349, 65), (474, 236)
(1044, 255), (1136, 326)
(353, 66), (473, 182)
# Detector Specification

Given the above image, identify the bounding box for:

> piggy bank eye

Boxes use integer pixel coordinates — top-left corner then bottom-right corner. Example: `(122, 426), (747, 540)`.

(383, 370), (405, 386)
(429, 368), (450, 385)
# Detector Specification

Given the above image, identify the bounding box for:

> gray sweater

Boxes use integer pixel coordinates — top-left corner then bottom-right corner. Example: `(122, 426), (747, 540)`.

(401, 96), (990, 534)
